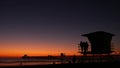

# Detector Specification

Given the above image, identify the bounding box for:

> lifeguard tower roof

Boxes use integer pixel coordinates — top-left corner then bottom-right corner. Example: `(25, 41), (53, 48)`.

(82, 31), (115, 37)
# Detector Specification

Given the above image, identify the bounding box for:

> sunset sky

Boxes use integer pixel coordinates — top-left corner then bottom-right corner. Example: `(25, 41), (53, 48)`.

(0, 0), (120, 57)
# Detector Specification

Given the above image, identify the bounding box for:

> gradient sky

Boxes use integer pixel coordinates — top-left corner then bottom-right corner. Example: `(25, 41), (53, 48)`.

(0, 0), (120, 57)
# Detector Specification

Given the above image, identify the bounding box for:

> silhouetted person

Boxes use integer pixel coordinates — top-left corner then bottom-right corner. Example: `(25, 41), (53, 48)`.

(80, 41), (84, 52)
(68, 60), (71, 64)
(80, 41), (89, 53)
(83, 42), (89, 53)
(72, 55), (76, 64)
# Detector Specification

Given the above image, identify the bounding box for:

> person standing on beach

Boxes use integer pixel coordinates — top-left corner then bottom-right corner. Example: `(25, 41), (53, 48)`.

(72, 55), (77, 64)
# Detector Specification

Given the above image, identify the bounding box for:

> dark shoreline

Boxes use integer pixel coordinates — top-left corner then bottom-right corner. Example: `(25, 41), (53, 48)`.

(0, 62), (120, 68)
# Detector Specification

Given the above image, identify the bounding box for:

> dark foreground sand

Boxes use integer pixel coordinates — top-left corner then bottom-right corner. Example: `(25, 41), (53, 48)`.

(0, 62), (120, 68)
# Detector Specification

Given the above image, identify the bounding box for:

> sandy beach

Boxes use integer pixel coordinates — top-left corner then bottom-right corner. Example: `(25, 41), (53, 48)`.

(0, 62), (120, 68)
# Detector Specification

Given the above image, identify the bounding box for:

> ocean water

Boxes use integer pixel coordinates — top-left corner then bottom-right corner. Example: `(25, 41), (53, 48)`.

(0, 58), (64, 67)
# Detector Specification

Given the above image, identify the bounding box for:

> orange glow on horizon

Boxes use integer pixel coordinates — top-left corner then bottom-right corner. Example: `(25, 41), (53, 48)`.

(0, 51), (80, 58)
(1, 39), (119, 58)
(0, 41), (80, 57)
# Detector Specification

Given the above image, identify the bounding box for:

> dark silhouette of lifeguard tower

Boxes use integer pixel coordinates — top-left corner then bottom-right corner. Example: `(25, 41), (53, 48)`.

(79, 31), (115, 55)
